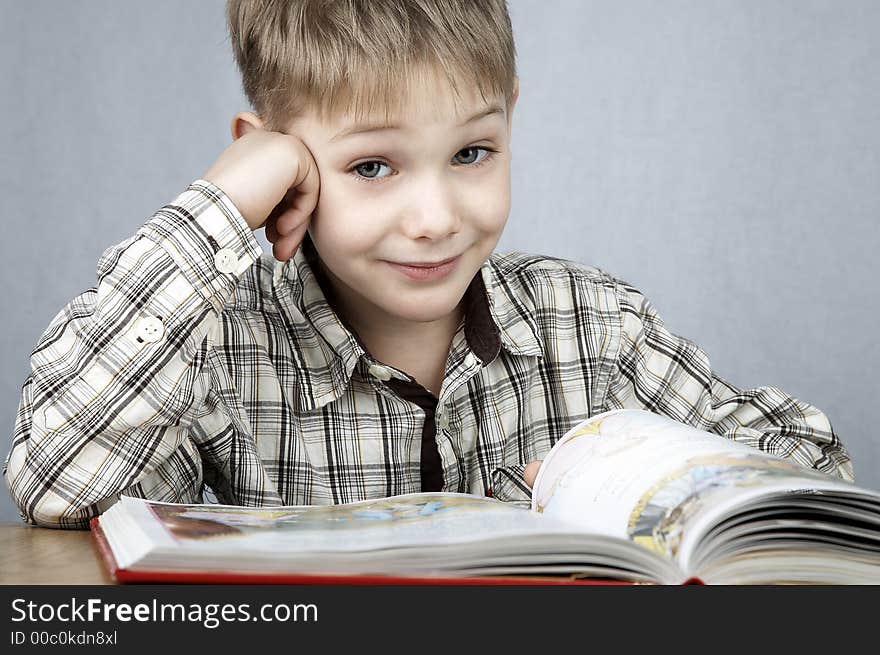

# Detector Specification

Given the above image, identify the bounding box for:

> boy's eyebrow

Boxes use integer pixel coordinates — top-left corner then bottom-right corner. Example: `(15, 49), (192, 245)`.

(330, 103), (505, 142)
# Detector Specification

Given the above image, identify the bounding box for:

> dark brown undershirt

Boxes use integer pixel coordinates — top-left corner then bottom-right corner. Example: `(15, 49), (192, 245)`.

(300, 233), (499, 492)
(383, 378), (444, 491)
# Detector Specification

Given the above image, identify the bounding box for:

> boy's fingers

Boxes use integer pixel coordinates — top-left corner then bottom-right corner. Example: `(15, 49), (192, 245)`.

(523, 460), (543, 489)
(265, 200), (286, 234)
(265, 215), (280, 243)
(270, 150), (319, 237)
(272, 203), (311, 245)
(287, 156), (320, 226)
(274, 202), (310, 236)
(271, 219), (310, 262)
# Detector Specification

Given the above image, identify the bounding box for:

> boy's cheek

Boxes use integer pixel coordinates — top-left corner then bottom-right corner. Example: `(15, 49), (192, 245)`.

(480, 167), (513, 218)
(474, 189), (511, 234)
(309, 207), (386, 254)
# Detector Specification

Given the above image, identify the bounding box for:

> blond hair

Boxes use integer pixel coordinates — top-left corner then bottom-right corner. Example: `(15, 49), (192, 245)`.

(225, 0), (517, 130)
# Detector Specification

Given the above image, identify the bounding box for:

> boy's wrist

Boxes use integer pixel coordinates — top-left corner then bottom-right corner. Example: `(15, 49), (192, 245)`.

(136, 179), (263, 308)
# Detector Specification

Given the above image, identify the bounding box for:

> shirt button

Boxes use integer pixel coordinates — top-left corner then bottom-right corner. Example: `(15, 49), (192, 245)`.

(42, 406), (64, 431)
(368, 363), (393, 381)
(464, 352), (479, 368)
(135, 316), (165, 343)
(437, 411), (450, 430)
(213, 248), (239, 274)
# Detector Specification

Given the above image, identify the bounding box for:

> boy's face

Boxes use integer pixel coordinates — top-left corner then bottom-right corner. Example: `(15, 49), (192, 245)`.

(257, 69), (517, 335)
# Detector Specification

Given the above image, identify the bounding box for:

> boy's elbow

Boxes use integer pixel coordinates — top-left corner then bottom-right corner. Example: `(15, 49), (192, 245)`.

(796, 436), (856, 484)
(825, 456), (856, 484)
(763, 392), (856, 484)
(6, 479), (97, 530)
(13, 500), (94, 530)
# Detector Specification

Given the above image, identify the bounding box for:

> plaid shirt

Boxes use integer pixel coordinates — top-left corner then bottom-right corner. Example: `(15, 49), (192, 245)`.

(4, 179), (854, 528)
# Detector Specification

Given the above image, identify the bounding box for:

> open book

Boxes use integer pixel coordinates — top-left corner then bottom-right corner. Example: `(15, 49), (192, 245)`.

(91, 409), (880, 584)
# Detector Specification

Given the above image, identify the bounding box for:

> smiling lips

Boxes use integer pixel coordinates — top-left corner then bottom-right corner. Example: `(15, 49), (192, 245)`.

(385, 255), (461, 281)
(393, 255), (459, 267)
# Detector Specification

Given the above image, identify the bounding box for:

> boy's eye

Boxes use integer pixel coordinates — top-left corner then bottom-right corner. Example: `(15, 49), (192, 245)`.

(349, 146), (496, 183)
(353, 161), (389, 180)
(453, 147), (482, 165)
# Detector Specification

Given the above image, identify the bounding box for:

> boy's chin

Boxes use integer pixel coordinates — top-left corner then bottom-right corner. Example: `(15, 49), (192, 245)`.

(381, 293), (464, 322)
(374, 283), (470, 324)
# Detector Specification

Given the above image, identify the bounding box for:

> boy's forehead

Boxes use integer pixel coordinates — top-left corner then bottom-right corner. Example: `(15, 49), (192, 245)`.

(326, 99), (504, 139)
(289, 67), (506, 138)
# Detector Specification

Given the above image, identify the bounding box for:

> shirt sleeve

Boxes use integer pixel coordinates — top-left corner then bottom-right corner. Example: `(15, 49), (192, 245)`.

(3, 179), (263, 528)
(604, 279), (855, 482)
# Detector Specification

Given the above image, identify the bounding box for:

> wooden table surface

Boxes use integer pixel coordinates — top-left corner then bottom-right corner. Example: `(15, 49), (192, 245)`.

(0, 523), (115, 584)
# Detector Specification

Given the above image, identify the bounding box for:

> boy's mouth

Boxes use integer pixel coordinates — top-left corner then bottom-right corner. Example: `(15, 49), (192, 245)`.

(391, 255), (460, 268)
(384, 255), (462, 281)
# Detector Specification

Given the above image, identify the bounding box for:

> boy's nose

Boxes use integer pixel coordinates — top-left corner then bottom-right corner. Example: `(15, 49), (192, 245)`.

(401, 179), (462, 240)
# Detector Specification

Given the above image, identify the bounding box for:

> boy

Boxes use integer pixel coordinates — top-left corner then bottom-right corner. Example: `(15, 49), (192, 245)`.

(4, 0), (853, 529)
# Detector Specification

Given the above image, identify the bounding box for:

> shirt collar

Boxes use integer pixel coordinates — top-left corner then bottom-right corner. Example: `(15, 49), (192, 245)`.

(272, 233), (543, 412)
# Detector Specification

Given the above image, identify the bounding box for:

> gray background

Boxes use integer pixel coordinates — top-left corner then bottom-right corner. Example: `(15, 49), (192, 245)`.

(1, 0), (877, 523)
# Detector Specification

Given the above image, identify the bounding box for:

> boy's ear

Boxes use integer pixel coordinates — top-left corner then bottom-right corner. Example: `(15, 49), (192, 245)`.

(230, 111), (266, 141)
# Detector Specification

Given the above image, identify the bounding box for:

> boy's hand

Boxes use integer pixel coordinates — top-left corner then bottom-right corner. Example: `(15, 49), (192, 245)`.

(201, 128), (320, 261)
(524, 460), (543, 489)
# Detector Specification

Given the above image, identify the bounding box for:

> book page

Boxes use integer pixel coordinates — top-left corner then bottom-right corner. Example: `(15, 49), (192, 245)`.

(530, 409), (866, 565)
(108, 492), (681, 581)
(137, 493), (564, 550)
(118, 492), (599, 558)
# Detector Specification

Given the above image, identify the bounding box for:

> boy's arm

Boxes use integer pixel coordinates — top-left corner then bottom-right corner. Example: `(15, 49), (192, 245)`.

(3, 180), (262, 528)
(605, 280), (855, 481)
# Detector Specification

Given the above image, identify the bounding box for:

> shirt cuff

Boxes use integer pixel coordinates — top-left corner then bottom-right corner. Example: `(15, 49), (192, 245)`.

(136, 179), (263, 311)
(490, 464), (533, 507)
